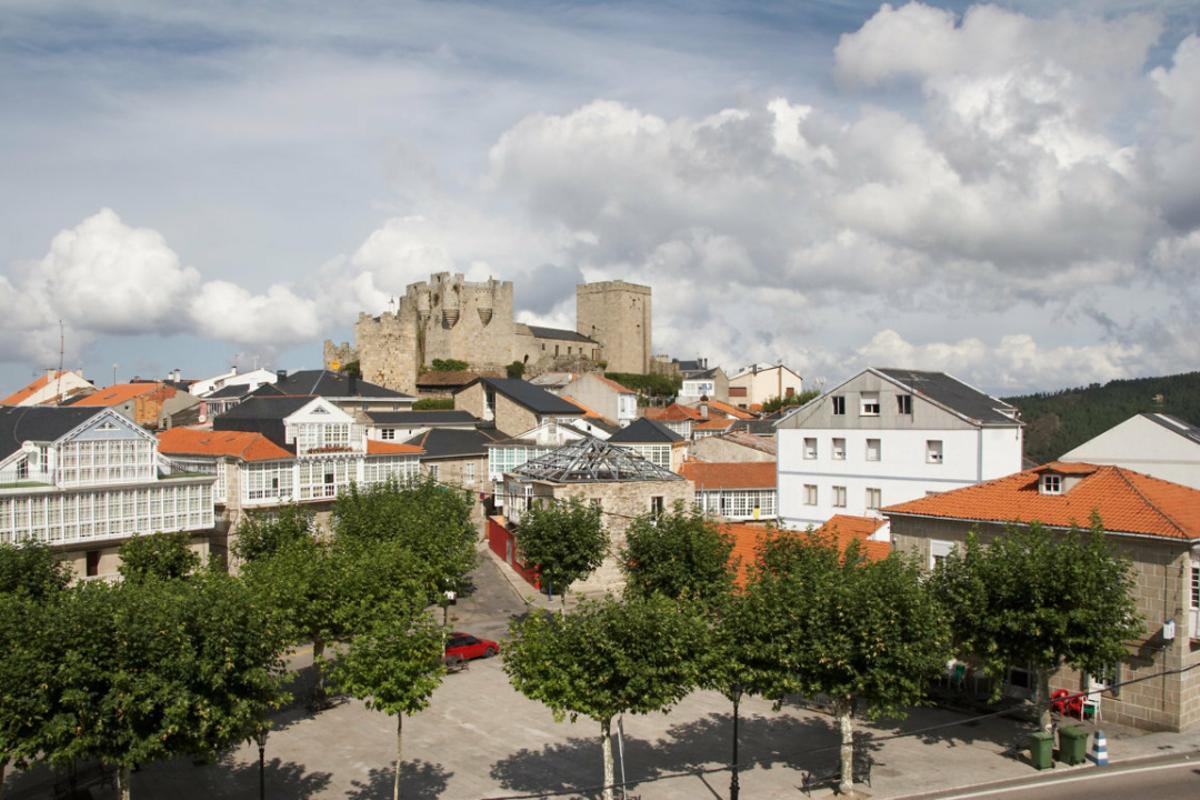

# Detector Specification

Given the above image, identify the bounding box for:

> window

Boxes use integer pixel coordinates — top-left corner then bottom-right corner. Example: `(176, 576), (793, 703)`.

(832, 438), (845, 460)
(804, 437), (817, 459)
(833, 485), (847, 508)
(1192, 563), (1199, 610)
(897, 394), (912, 414)
(926, 440), (943, 463)
(930, 539), (953, 569)
(428, 464), (440, 481)
(86, 550), (100, 577)
(1091, 663), (1121, 698)
(866, 439), (881, 462)
(1042, 474), (1062, 495)
(804, 484), (817, 505)
(860, 393), (880, 415)
(832, 395), (846, 415)
(381, 428), (395, 441)
(865, 487), (881, 510)
(650, 496), (664, 516)
(15, 458), (28, 480)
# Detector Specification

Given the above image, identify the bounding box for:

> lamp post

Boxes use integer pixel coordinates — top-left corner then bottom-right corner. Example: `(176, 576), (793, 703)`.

(254, 729), (268, 800)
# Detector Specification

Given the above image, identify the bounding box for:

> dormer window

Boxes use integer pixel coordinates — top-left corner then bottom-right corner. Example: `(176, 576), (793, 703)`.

(860, 393), (880, 416)
(1042, 474), (1063, 495)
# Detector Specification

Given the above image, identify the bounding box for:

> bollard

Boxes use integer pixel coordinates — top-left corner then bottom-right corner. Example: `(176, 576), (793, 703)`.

(1089, 730), (1109, 766)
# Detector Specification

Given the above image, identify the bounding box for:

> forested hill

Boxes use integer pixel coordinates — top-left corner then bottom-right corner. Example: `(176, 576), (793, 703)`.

(1003, 372), (1200, 465)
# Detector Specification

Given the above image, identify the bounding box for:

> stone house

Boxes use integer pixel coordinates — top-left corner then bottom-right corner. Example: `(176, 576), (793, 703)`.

(884, 461), (1200, 732)
(495, 438), (692, 593)
(680, 460), (778, 521)
(71, 382), (200, 430)
(454, 377), (584, 440)
(562, 373), (638, 427)
(607, 417), (689, 472)
(689, 430), (776, 462)
(404, 427), (506, 524)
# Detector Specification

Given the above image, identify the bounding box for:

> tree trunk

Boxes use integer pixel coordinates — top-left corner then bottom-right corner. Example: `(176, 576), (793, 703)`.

(312, 636), (326, 705)
(1035, 667), (1051, 732)
(601, 718), (615, 800)
(729, 691), (741, 800)
(118, 764), (132, 800)
(835, 698), (854, 796)
(394, 714), (403, 800)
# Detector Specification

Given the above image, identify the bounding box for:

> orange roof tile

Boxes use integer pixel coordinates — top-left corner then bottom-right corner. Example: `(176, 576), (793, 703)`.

(884, 462), (1200, 541)
(694, 417), (735, 431)
(72, 382), (163, 406)
(645, 403), (702, 422)
(2, 372), (53, 405)
(157, 428), (293, 462)
(814, 515), (892, 562)
(560, 395), (605, 419)
(367, 439), (424, 456)
(723, 522), (771, 587)
(594, 375), (635, 394)
(703, 399), (755, 420)
(680, 461), (776, 490)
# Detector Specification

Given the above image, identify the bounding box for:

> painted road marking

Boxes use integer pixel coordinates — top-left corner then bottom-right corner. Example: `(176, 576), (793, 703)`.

(932, 759), (1199, 799)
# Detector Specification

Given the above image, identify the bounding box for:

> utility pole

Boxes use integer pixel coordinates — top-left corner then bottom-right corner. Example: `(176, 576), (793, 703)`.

(112, 363), (118, 385)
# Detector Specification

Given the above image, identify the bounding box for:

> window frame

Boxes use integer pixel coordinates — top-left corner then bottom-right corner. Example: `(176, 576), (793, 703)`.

(865, 438), (881, 462)
(832, 395), (846, 415)
(860, 393), (880, 416)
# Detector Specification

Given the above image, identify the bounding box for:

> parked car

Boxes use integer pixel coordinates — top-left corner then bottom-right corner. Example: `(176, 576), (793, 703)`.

(444, 632), (499, 666)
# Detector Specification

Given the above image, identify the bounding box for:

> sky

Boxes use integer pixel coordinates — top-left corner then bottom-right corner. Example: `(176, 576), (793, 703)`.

(1, 0), (1198, 396)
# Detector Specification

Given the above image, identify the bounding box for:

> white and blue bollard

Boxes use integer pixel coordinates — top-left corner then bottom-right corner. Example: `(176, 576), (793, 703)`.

(1089, 730), (1109, 766)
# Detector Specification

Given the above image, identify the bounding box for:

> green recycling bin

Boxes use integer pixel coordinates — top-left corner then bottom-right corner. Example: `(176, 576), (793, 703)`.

(1028, 730), (1054, 770)
(1058, 725), (1089, 765)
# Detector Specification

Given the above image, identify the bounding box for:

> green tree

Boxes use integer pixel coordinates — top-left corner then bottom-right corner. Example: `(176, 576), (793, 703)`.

(514, 498), (607, 608)
(117, 531), (200, 582)
(43, 574), (289, 800)
(506, 361), (525, 379)
(328, 593), (445, 800)
(333, 477), (476, 603)
(503, 595), (705, 800)
(931, 519), (1143, 731)
(760, 389), (820, 414)
(620, 504), (734, 605)
(430, 358), (469, 372)
(748, 531), (951, 794)
(0, 540), (71, 600)
(233, 503), (316, 564)
(0, 594), (57, 799)
(411, 398), (454, 411)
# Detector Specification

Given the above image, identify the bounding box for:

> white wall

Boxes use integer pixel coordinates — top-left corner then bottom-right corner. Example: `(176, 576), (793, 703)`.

(777, 427), (1021, 529)
(1061, 416), (1200, 489)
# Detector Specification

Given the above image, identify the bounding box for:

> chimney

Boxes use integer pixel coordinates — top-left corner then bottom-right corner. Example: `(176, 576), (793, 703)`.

(699, 396), (709, 420)
(172, 368), (181, 382)
(276, 369), (287, 383)
(348, 372), (358, 397)
(230, 365), (238, 376)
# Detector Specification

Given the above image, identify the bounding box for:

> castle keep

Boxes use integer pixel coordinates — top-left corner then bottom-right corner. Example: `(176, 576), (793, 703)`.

(324, 273), (651, 394)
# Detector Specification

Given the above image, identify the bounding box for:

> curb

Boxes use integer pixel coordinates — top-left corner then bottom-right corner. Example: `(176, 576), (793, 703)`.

(883, 746), (1200, 800)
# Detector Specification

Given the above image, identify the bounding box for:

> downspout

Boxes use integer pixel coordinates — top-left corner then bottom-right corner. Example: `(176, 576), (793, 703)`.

(976, 427), (983, 482)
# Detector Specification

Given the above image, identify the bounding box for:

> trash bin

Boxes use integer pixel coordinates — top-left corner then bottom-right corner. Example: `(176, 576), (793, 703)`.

(1058, 725), (1089, 765)
(1028, 730), (1054, 770)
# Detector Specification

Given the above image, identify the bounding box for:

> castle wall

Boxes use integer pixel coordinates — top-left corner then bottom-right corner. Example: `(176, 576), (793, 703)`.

(420, 273), (516, 371)
(576, 281), (651, 374)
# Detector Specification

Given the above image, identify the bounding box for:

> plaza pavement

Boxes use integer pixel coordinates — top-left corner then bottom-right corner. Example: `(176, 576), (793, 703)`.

(7, 550), (1200, 799)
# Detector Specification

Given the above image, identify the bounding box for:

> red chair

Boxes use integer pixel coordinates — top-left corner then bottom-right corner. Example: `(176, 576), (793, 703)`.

(1050, 688), (1083, 717)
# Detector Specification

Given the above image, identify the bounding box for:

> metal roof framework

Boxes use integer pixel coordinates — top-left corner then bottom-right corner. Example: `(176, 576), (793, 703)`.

(511, 437), (682, 483)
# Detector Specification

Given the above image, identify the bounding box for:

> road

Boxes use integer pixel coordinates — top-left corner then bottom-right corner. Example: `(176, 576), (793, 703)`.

(914, 756), (1200, 800)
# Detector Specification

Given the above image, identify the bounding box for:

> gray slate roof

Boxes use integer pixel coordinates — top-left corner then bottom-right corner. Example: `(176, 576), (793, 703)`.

(608, 417), (683, 444)
(875, 368), (1019, 426)
(1141, 413), (1200, 445)
(475, 378), (584, 416)
(206, 383), (254, 399)
(251, 370), (411, 399)
(405, 428), (503, 459)
(0, 407), (103, 459)
(367, 410), (479, 426)
(525, 326), (597, 344)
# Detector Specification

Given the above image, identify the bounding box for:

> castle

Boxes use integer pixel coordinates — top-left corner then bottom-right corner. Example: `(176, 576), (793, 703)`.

(324, 273), (651, 394)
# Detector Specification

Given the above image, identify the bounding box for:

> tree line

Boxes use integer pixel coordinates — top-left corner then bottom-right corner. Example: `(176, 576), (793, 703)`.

(505, 500), (1141, 799)
(0, 477), (476, 800)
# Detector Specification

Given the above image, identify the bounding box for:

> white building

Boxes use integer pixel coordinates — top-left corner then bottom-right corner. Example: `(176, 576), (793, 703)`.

(1, 369), (95, 407)
(189, 366), (279, 398)
(562, 373), (638, 427)
(0, 406), (215, 578)
(776, 368), (1023, 530)
(485, 419), (592, 506)
(1060, 413), (1200, 489)
(728, 363), (804, 410)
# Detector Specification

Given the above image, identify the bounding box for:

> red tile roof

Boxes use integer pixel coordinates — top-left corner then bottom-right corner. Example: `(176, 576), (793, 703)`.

(645, 403), (703, 422)
(157, 428), (293, 462)
(884, 461), (1200, 541)
(702, 399), (755, 420)
(694, 417), (735, 431)
(73, 382), (164, 406)
(680, 460), (776, 490)
(560, 394), (605, 419)
(814, 514), (892, 561)
(2, 371), (59, 405)
(366, 439), (424, 455)
(594, 375), (635, 394)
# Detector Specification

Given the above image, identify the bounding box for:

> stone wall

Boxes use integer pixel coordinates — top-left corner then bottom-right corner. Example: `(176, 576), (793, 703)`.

(691, 435), (773, 462)
(890, 515), (1200, 732)
(576, 281), (651, 374)
(495, 396), (540, 440)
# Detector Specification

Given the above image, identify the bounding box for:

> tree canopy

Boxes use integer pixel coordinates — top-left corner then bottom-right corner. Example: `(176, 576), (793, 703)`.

(513, 498), (607, 604)
(620, 504), (734, 605)
(233, 504), (316, 564)
(504, 594), (705, 800)
(930, 519), (1143, 729)
(430, 358), (469, 372)
(0, 540), (71, 600)
(760, 389), (820, 414)
(117, 531), (201, 582)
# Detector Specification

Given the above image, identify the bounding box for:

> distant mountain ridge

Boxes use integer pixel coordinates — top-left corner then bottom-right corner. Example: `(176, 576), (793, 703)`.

(1003, 371), (1200, 466)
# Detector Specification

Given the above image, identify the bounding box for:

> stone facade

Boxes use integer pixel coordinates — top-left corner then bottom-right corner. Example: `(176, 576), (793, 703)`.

(890, 515), (1200, 732)
(325, 272), (653, 394)
(576, 281), (652, 374)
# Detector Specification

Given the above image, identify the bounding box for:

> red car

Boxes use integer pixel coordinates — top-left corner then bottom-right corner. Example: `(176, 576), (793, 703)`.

(444, 632), (499, 666)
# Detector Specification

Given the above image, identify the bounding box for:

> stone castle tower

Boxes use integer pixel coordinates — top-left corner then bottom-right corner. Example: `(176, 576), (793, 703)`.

(325, 272), (652, 394)
(576, 281), (651, 374)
